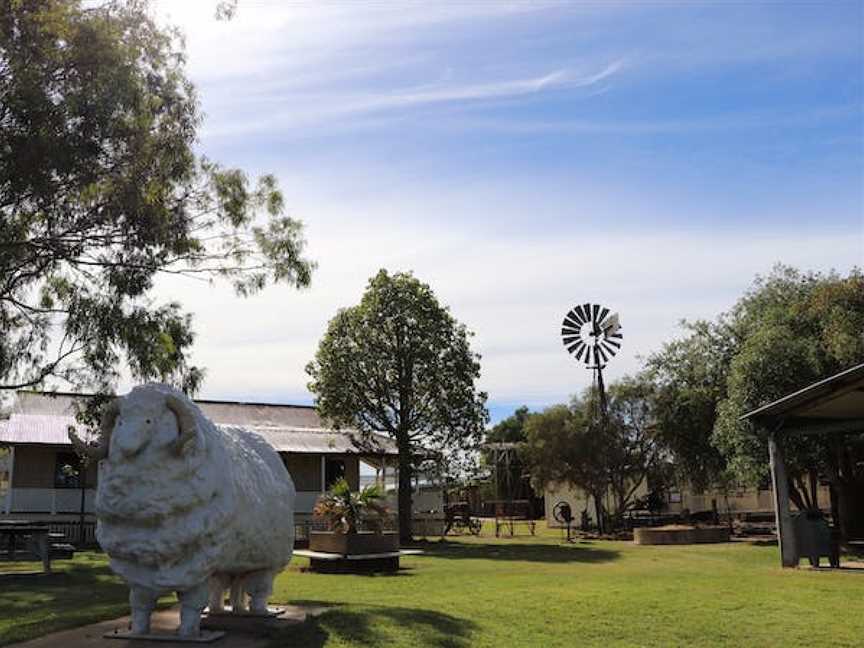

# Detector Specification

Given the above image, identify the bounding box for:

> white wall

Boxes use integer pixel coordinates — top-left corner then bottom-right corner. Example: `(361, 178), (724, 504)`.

(5, 487), (96, 515)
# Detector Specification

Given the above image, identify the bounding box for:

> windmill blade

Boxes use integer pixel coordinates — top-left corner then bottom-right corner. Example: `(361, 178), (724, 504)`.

(563, 314), (583, 329)
(575, 345), (586, 361)
(601, 341), (617, 357)
(561, 325), (580, 336)
(568, 308), (586, 325)
(574, 304), (588, 322)
(582, 303), (592, 323)
(562, 334), (581, 345)
(603, 339), (621, 349)
(597, 346), (608, 363)
(598, 307), (609, 324)
(591, 304), (600, 323)
(568, 340), (585, 357)
(566, 341), (584, 355)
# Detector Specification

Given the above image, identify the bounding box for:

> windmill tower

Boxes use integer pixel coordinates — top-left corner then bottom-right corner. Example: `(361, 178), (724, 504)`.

(560, 303), (623, 533)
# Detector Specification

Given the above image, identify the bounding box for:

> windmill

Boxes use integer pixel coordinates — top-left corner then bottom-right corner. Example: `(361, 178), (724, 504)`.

(560, 303), (622, 418)
(560, 303), (623, 535)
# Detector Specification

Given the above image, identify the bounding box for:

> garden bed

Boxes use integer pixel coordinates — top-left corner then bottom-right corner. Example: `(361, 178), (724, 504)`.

(633, 525), (730, 545)
(309, 531), (399, 555)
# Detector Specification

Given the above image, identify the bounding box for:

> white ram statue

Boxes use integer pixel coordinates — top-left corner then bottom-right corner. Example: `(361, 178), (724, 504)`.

(69, 383), (295, 637)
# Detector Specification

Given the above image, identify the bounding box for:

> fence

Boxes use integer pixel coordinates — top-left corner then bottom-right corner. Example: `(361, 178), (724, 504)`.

(48, 520), (98, 546)
(37, 516), (399, 550)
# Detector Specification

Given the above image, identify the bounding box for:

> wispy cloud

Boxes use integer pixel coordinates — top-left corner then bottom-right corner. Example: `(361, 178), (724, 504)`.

(366, 62), (623, 110)
(202, 62), (624, 137)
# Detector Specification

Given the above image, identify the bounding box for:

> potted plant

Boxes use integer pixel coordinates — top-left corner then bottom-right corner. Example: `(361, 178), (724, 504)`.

(310, 478), (398, 554)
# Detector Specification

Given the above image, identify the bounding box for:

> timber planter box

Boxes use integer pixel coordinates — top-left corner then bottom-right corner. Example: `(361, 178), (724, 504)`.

(309, 531), (399, 555)
(634, 525), (730, 545)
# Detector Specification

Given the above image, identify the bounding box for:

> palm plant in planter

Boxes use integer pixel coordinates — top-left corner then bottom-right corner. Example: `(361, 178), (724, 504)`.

(311, 478), (398, 554)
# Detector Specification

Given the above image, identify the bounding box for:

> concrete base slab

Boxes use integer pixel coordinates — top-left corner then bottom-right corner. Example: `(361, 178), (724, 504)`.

(6, 604), (326, 648)
(103, 630), (225, 643)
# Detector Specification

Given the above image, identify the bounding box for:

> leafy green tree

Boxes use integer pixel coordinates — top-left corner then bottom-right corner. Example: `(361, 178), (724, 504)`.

(0, 0), (313, 394)
(486, 406), (531, 444)
(524, 401), (611, 531)
(643, 320), (735, 491)
(605, 376), (662, 518)
(713, 266), (864, 536)
(647, 265), (864, 537)
(306, 270), (488, 541)
(523, 379), (660, 533)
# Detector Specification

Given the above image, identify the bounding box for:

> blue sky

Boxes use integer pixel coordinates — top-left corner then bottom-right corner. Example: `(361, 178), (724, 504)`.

(151, 1), (863, 424)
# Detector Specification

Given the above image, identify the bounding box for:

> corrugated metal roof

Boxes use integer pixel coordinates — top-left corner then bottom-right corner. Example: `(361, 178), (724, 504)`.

(0, 414), (83, 445)
(13, 392), (80, 416)
(1, 391), (398, 455)
(742, 363), (864, 425)
(12, 391), (324, 428)
(225, 426), (395, 455)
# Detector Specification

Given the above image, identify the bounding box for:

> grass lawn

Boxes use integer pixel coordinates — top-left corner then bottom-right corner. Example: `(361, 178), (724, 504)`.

(0, 553), (175, 646)
(1, 524), (862, 647)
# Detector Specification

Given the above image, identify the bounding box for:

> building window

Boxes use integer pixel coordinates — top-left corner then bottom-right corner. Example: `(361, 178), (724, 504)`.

(54, 452), (83, 489)
(325, 458), (346, 490)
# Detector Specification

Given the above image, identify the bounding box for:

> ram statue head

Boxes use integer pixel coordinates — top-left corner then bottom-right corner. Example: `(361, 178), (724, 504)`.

(69, 388), (202, 461)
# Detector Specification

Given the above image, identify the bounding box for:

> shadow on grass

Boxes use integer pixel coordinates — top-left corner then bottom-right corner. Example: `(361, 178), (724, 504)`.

(272, 603), (477, 648)
(413, 540), (620, 564)
(0, 556), (173, 646)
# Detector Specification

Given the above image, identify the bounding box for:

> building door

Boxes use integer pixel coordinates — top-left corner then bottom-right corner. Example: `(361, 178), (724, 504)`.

(324, 457), (346, 490)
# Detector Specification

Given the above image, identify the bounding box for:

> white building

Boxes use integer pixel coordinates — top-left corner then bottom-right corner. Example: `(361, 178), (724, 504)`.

(0, 391), (400, 538)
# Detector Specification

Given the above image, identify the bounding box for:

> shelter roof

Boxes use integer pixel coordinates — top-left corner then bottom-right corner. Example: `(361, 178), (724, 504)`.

(742, 363), (864, 435)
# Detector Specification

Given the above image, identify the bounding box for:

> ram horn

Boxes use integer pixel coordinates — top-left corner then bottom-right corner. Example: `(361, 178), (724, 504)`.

(68, 399), (118, 460)
(166, 393), (198, 454)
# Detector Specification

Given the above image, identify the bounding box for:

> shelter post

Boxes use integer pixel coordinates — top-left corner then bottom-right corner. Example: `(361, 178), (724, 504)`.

(768, 432), (798, 567)
(4, 446), (14, 514)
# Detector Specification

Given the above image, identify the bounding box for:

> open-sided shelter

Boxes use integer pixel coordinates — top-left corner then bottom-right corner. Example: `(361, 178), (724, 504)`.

(743, 363), (864, 567)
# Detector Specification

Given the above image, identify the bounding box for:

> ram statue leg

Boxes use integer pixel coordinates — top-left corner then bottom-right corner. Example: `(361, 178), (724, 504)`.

(177, 581), (209, 637)
(207, 573), (230, 614)
(244, 570), (275, 615)
(229, 576), (248, 613)
(129, 586), (159, 635)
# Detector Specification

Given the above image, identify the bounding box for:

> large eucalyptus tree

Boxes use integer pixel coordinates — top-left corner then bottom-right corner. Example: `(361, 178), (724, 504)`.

(0, 0), (313, 394)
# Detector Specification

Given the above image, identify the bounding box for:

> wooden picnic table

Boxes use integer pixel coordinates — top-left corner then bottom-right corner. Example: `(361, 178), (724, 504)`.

(0, 520), (52, 573)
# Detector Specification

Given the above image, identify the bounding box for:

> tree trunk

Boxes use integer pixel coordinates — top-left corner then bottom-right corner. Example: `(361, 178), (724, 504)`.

(834, 480), (855, 542)
(593, 491), (605, 535)
(397, 447), (413, 544)
(78, 463), (87, 546)
(808, 471), (819, 510)
(829, 482), (842, 536)
(787, 477), (807, 512)
(823, 439), (862, 542)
